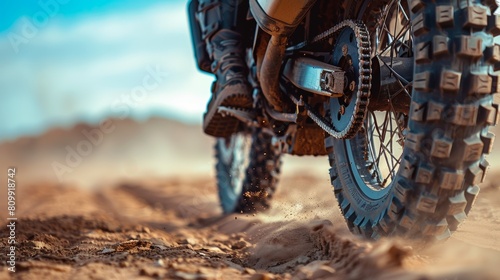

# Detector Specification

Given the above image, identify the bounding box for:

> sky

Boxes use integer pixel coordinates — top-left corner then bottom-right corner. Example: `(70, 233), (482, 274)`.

(0, 0), (214, 141)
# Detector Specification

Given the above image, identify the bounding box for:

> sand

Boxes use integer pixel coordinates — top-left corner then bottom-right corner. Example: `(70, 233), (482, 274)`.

(1, 118), (499, 279)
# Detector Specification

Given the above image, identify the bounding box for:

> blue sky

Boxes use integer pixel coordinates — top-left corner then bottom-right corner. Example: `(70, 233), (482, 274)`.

(0, 0), (161, 31)
(0, 0), (214, 141)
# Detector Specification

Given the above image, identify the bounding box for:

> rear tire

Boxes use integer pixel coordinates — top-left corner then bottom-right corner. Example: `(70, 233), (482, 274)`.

(328, 0), (499, 241)
(215, 129), (282, 213)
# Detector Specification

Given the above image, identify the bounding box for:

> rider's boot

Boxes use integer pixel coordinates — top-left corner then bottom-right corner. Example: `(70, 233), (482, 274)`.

(196, 0), (253, 137)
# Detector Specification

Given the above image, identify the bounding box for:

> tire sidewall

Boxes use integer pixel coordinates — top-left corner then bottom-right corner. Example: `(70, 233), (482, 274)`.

(330, 137), (393, 222)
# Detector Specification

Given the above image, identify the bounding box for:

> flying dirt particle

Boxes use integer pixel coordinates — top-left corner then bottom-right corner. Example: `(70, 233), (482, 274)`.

(27, 241), (52, 250)
(231, 240), (250, 250)
(174, 271), (207, 280)
(311, 265), (336, 279)
(244, 268), (256, 275)
(180, 244), (194, 250)
(101, 248), (115, 254)
(296, 260), (334, 279)
(222, 259), (245, 271)
(113, 240), (152, 251)
(204, 246), (224, 253)
(235, 216), (238, 220)
(178, 238), (197, 245)
(151, 244), (168, 250)
(17, 262), (72, 273)
(140, 267), (164, 278)
(250, 272), (275, 280)
(154, 259), (165, 267)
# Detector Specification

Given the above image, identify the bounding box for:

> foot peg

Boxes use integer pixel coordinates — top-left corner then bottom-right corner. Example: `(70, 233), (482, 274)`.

(217, 106), (257, 127)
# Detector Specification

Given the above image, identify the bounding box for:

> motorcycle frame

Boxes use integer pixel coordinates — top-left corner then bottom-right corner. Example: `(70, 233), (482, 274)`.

(187, 0), (413, 155)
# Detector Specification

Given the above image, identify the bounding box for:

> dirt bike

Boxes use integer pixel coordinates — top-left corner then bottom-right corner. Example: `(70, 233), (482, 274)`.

(189, 0), (500, 242)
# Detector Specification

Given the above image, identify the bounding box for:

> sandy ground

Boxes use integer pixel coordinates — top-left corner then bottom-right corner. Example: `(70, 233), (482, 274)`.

(1, 118), (500, 279)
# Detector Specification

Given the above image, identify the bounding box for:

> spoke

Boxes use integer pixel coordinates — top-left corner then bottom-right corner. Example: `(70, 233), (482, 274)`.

(385, 104), (406, 182)
(378, 21), (411, 55)
(382, 120), (402, 175)
(390, 1), (400, 69)
(390, 80), (413, 100)
(382, 117), (400, 166)
(367, 110), (404, 186)
(380, 139), (401, 165)
(380, 111), (390, 143)
(389, 111), (395, 170)
(377, 56), (411, 85)
(371, 111), (404, 183)
(379, 21), (411, 52)
(368, 112), (380, 163)
(371, 112), (384, 142)
(371, 129), (399, 136)
(374, 111), (390, 166)
(367, 114), (377, 160)
(377, 0), (397, 52)
(389, 112), (399, 140)
(376, 0), (411, 56)
(379, 142), (394, 182)
(381, 152), (402, 185)
(399, 2), (409, 21)
(381, 0), (399, 32)
(388, 94), (408, 136)
(369, 112), (385, 176)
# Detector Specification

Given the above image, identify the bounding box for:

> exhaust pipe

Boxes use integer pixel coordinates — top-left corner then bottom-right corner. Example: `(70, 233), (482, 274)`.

(260, 35), (287, 111)
(250, 0), (317, 111)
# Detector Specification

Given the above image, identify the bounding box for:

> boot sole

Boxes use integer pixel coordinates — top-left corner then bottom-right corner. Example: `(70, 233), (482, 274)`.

(203, 83), (253, 137)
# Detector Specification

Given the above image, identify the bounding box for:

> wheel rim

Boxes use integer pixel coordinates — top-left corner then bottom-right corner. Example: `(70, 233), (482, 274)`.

(346, 0), (411, 199)
(217, 133), (251, 211)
